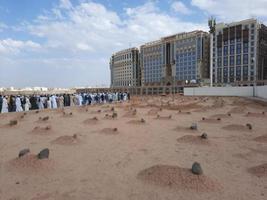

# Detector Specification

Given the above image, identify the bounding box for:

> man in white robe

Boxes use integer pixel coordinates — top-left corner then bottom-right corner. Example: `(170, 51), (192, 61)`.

(24, 97), (31, 111)
(51, 95), (57, 109)
(47, 96), (52, 109)
(123, 93), (127, 101)
(78, 94), (83, 106)
(1, 97), (9, 113)
(38, 96), (44, 110)
(15, 96), (23, 112)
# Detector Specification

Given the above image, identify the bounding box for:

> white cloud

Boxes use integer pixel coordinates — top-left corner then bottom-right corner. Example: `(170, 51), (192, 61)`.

(59, 0), (73, 10)
(27, 1), (206, 55)
(171, 1), (192, 15)
(76, 43), (93, 51)
(0, 38), (40, 54)
(1, 1), (206, 87)
(191, 0), (267, 22)
(123, 2), (205, 41)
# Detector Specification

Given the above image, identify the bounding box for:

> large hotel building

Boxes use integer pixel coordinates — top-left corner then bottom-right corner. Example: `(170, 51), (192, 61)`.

(211, 19), (267, 85)
(110, 48), (140, 87)
(140, 31), (210, 86)
(110, 18), (267, 87)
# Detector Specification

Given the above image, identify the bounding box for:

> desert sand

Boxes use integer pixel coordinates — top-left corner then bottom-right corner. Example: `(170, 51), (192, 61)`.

(0, 95), (267, 200)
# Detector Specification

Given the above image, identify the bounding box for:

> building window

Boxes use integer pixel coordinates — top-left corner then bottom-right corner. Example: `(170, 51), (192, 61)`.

(243, 54), (248, 64)
(217, 47), (222, 56)
(217, 68), (222, 82)
(236, 55), (241, 65)
(223, 57), (228, 66)
(243, 66), (248, 81)
(236, 43), (241, 54)
(230, 67), (234, 82)
(230, 56), (234, 66)
(217, 57), (222, 67)
(230, 45), (235, 55)
(243, 43), (248, 53)
(224, 46), (228, 55)
(223, 67), (228, 76)
(236, 66), (241, 81)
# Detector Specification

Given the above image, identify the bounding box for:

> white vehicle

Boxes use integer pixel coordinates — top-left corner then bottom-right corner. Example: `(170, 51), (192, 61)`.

(190, 79), (197, 84)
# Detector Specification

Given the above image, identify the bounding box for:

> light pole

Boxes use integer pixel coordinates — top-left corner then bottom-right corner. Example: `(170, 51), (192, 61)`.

(262, 57), (264, 84)
(210, 33), (213, 87)
(208, 17), (216, 87)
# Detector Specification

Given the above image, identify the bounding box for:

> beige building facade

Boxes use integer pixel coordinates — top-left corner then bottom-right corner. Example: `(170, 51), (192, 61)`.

(110, 48), (140, 87)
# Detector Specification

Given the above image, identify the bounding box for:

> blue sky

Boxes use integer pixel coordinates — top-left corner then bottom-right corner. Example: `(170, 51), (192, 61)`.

(0, 0), (267, 88)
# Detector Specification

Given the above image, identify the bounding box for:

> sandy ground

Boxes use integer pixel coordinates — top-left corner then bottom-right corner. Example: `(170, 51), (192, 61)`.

(0, 95), (267, 200)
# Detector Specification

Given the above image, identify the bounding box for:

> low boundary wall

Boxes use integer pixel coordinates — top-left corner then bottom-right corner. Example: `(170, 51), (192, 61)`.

(184, 86), (267, 99)
(255, 86), (267, 99)
(76, 85), (198, 95)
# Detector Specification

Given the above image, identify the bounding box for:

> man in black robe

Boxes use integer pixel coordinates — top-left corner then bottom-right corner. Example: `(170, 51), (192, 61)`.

(9, 95), (16, 112)
(0, 95), (3, 113)
(67, 94), (71, 106)
(30, 96), (38, 110)
(63, 94), (67, 107)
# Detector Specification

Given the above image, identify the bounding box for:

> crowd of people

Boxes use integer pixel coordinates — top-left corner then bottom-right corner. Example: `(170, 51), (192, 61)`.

(0, 92), (130, 113)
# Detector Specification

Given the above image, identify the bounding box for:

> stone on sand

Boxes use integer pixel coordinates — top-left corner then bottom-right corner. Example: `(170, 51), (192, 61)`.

(201, 133), (208, 139)
(140, 118), (146, 123)
(112, 112), (118, 118)
(42, 116), (49, 121)
(37, 148), (49, 159)
(18, 148), (30, 158)
(190, 123), (198, 130)
(246, 123), (252, 130)
(9, 120), (18, 126)
(192, 162), (203, 175)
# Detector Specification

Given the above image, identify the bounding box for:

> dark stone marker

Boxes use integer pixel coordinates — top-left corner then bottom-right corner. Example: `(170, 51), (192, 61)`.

(37, 148), (49, 159)
(42, 116), (49, 121)
(190, 123), (197, 130)
(9, 120), (18, 126)
(112, 112), (118, 118)
(192, 162), (203, 175)
(246, 123), (252, 130)
(201, 133), (208, 139)
(18, 148), (30, 158)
